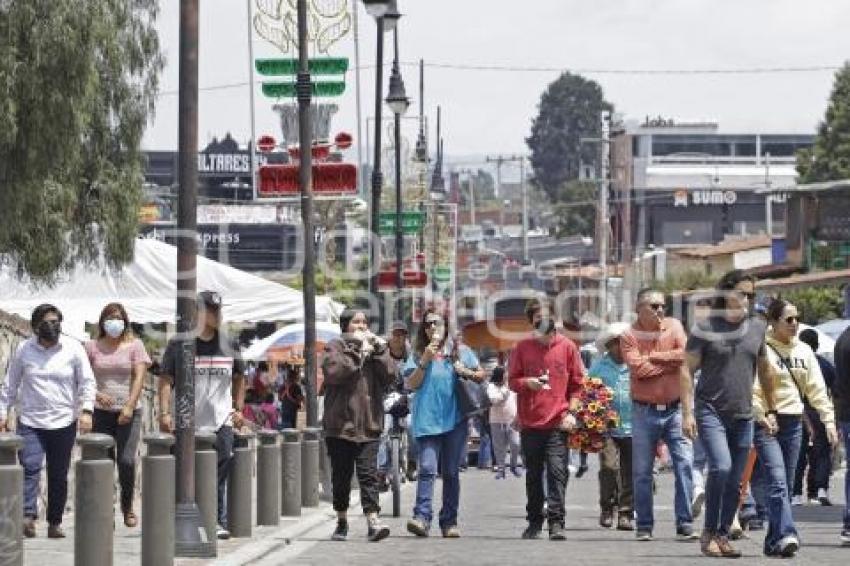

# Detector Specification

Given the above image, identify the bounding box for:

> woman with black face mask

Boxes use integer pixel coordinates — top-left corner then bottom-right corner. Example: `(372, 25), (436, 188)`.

(0, 304), (97, 539)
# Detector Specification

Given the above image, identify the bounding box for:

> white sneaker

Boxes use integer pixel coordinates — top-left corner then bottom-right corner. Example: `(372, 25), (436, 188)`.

(778, 535), (799, 557)
(791, 495), (804, 506)
(216, 525), (231, 540)
(692, 489), (706, 520)
(818, 488), (832, 506)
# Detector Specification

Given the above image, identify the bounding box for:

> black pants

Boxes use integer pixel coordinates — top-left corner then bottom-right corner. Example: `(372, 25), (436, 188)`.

(325, 437), (380, 515)
(794, 414), (831, 497)
(521, 429), (568, 528)
(215, 426), (234, 526)
(92, 408), (142, 512)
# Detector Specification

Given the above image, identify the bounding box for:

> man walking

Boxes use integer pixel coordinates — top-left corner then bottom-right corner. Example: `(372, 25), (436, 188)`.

(620, 288), (696, 542)
(159, 291), (246, 540)
(509, 298), (585, 541)
(832, 324), (850, 544)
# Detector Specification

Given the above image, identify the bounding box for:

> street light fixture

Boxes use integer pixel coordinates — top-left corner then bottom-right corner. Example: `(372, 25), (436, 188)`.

(387, 25), (408, 318)
(363, 0), (390, 18)
(382, 0), (401, 32)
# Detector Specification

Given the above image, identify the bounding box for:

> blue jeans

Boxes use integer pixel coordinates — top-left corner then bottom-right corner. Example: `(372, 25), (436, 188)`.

(753, 417), (802, 554)
(842, 421), (850, 529)
(696, 402), (753, 536)
(632, 402), (694, 531)
(692, 433), (707, 492)
(413, 421), (467, 530)
(18, 421), (77, 525)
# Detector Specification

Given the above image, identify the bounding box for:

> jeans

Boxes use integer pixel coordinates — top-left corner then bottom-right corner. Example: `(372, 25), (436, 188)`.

(794, 412), (831, 497)
(841, 421), (850, 529)
(92, 408), (142, 512)
(18, 421), (77, 525)
(214, 426), (234, 527)
(413, 421), (467, 529)
(599, 436), (633, 516)
(753, 417), (802, 554)
(325, 437), (381, 514)
(491, 422), (520, 470)
(632, 402), (694, 531)
(476, 415), (492, 468)
(521, 429), (568, 528)
(692, 434), (707, 494)
(696, 402), (753, 536)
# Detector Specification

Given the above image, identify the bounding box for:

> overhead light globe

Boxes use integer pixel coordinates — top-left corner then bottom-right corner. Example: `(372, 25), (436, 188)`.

(383, 0), (401, 31)
(362, 0), (390, 19)
(386, 71), (410, 116)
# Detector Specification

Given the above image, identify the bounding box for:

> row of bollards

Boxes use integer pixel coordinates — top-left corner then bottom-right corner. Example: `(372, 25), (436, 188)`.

(0, 427), (323, 566)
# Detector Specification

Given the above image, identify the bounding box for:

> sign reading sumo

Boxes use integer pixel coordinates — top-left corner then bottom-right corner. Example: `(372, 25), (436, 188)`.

(673, 189), (738, 207)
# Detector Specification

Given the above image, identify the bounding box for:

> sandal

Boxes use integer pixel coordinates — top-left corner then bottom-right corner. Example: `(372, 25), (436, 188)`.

(123, 510), (138, 528)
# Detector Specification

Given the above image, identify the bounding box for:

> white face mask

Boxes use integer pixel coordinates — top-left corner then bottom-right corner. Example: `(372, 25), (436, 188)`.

(104, 319), (125, 338)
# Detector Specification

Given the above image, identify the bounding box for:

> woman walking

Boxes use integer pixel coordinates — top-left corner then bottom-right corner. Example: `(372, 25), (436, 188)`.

(321, 309), (396, 542)
(751, 299), (837, 557)
(84, 303), (151, 528)
(404, 308), (484, 538)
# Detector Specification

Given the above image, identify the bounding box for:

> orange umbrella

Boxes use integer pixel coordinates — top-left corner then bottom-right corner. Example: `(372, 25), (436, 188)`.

(462, 317), (532, 352)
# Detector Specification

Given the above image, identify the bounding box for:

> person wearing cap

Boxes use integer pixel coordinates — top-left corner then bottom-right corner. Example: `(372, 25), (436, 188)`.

(158, 290), (246, 540)
(589, 321), (633, 531)
(0, 304), (96, 539)
(620, 288), (695, 543)
(508, 297), (585, 541)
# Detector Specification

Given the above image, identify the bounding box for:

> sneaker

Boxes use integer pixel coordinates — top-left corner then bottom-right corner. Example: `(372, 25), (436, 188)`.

(367, 517), (390, 542)
(522, 524), (543, 540)
(617, 514), (634, 531)
(47, 524), (65, 539)
(841, 528), (850, 545)
(216, 525), (231, 540)
(441, 526), (460, 538)
(331, 519), (348, 541)
(549, 524), (566, 541)
(778, 535), (799, 557)
(676, 524), (699, 541)
(715, 535), (742, 558)
(636, 529), (653, 541)
(405, 462), (418, 482)
(599, 509), (613, 529)
(575, 465), (588, 479)
(700, 531), (722, 557)
(691, 489), (706, 520)
(728, 514), (743, 540)
(23, 518), (36, 538)
(494, 468), (506, 480)
(791, 494), (804, 506)
(510, 466), (523, 478)
(818, 488), (833, 506)
(406, 518), (429, 538)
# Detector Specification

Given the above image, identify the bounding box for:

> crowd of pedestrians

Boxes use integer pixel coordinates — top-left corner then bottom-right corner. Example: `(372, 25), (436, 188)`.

(2, 269), (850, 560)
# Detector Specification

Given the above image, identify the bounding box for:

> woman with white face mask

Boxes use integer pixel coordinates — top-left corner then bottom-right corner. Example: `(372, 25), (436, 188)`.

(84, 302), (151, 528)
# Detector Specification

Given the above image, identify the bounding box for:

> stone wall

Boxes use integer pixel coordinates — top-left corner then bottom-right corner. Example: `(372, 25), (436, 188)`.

(0, 310), (29, 376)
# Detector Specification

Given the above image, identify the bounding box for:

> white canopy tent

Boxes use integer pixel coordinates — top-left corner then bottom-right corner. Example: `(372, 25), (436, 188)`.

(0, 238), (343, 338)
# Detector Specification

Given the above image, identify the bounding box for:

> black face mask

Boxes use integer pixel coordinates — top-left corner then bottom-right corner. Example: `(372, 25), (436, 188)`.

(534, 318), (555, 335)
(37, 320), (61, 342)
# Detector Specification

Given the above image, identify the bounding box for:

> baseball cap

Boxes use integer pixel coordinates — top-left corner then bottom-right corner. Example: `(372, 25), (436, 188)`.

(198, 290), (223, 309)
(390, 321), (408, 334)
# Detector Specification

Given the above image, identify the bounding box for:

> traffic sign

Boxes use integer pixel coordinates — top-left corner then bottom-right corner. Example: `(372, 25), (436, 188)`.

(379, 211), (425, 235)
(257, 135), (276, 152)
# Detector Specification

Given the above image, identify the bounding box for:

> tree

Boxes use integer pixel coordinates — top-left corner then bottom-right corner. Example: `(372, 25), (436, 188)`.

(526, 72), (612, 201)
(0, 1), (163, 281)
(781, 286), (844, 325)
(797, 62), (850, 183)
(551, 180), (597, 238)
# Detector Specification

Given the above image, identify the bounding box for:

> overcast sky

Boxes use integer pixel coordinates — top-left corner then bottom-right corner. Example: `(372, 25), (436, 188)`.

(143, 0), (850, 160)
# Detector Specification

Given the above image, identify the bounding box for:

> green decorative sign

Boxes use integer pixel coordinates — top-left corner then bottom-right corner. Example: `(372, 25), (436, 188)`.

(262, 81), (346, 98)
(255, 58), (350, 76)
(379, 211), (425, 235)
(433, 266), (452, 283)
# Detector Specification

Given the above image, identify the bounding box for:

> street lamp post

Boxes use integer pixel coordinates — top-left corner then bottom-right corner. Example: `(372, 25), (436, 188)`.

(364, 0), (391, 330)
(386, 23), (410, 319)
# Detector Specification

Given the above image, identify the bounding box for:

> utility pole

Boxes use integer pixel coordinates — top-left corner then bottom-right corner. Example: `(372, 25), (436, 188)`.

(296, 0), (318, 427)
(599, 112), (611, 321)
(764, 151), (773, 238)
(368, 13), (386, 325)
(174, 0), (213, 557)
(246, 0), (257, 200)
(467, 173), (476, 225)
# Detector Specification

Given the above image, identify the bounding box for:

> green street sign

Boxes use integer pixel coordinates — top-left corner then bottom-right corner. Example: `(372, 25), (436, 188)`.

(262, 81), (346, 98)
(433, 266), (452, 283)
(379, 211), (425, 235)
(255, 57), (350, 76)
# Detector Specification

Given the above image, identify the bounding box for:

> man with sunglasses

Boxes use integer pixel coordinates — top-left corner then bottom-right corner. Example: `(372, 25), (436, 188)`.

(159, 290), (246, 540)
(508, 298), (585, 541)
(620, 288), (695, 543)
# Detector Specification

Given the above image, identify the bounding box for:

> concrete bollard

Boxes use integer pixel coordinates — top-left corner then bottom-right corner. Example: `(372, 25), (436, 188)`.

(195, 431), (218, 547)
(301, 427), (320, 507)
(75, 433), (115, 566)
(0, 434), (24, 566)
(256, 430), (280, 526)
(142, 434), (175, 566)
(280, 429), (301, 517)
(227, 430), (254, 538)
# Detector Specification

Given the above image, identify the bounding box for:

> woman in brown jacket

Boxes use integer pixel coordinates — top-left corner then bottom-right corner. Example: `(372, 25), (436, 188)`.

(322, 308), (396, 542)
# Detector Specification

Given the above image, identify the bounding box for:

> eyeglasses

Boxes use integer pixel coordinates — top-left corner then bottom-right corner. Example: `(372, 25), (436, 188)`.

(784, 316), (799, 324)
(646, 303), (665, 311)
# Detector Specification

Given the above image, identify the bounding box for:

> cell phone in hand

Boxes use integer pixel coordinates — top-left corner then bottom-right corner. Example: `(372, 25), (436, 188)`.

(539, 372), (551, 390)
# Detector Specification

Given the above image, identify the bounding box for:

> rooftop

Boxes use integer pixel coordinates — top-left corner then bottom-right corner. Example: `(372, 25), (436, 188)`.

(673, 235), (771, 259)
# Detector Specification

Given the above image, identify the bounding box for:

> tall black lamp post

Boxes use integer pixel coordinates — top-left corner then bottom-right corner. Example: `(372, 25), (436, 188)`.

(386, 23), (410, 319)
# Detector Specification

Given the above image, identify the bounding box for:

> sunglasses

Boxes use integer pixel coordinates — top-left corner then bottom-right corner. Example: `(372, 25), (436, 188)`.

(643, 302), (665, 311)
(424, 319), (443, 328)
(784, 316), (799, 324)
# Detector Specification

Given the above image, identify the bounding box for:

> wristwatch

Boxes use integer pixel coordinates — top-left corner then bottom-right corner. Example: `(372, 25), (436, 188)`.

(766, 409), (779, 418)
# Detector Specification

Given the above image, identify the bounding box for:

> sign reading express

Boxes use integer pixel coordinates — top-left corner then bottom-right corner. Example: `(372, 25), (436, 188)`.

(198, 153), (268, 175)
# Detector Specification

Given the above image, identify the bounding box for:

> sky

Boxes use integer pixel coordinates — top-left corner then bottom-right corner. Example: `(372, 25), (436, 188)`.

(143, 0), (850, 163)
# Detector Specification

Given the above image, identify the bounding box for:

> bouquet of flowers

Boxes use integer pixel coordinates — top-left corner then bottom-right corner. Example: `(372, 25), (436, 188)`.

(568, 377), (619, 453)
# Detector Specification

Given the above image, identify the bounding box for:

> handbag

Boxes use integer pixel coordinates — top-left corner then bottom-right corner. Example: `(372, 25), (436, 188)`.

(455, 374), (491, 417)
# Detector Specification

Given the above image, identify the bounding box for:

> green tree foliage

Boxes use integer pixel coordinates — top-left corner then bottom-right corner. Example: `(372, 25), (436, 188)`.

(551, 180), (597, 237)
(797, 62), (850, 183)
(526, 72), (612, 200)
(781, 286), (844, 325)
(0, 1), (163, 281)
(652, 270), (717, 294)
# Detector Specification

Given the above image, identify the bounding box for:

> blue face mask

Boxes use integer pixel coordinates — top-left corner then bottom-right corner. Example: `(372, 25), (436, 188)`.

(104, 319), (125, 338)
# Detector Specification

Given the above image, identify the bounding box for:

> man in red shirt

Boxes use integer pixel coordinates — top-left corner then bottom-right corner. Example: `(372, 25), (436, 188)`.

(620, 288), (695, 543)
(509, 298), (585, 541)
